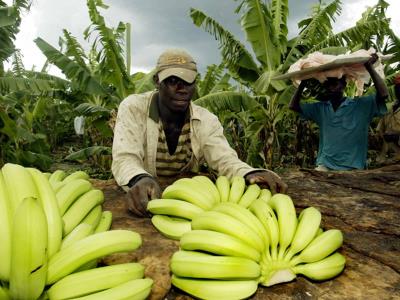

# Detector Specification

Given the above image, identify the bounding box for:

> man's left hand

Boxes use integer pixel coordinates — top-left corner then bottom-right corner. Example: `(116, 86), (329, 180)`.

(245, 170), (288, 194)
(364, 53), (379, 69)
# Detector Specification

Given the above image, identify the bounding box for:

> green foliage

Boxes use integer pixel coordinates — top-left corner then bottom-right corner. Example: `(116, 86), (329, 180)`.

(191, 0), (399, 169)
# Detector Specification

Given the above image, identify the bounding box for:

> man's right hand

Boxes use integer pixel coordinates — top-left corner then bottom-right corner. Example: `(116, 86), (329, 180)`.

(126, 177), (161, 217)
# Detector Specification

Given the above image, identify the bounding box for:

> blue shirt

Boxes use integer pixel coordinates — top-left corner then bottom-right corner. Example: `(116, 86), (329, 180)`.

(300, 95), (387, 170)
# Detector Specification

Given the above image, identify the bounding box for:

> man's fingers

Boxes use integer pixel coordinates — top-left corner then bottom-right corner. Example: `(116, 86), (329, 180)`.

(126, 193), (145, 217)
(149, 183), (162, 200)
(127, 186), (148, 217)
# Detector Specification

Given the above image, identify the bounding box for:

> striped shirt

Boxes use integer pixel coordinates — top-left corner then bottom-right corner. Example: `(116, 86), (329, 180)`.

(156, 118), (193, 177)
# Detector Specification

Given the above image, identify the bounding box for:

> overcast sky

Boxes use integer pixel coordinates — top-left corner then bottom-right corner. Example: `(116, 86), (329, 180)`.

(6, 0), (400, 76)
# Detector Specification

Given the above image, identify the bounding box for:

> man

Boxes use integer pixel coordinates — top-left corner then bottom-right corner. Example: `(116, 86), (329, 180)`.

(289, 54), (388, 171)
(376, 73), (400, 163)
(112, 49), (287, 216)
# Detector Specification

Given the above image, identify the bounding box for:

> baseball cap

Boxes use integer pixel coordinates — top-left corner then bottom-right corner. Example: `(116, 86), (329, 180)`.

(156, 49), (198, 84)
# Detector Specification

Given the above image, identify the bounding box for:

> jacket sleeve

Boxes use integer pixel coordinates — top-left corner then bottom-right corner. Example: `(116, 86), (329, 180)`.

(199, 113), (260, 179)
(111, 97), (151, 186)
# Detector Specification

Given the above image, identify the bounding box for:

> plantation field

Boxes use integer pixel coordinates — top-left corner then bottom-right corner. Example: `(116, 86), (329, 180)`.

(95, 165), (400, 299)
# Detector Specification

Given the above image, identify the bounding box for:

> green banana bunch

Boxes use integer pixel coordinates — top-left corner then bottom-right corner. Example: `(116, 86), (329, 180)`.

(47, 229), (142, 284)
(62, 170), (90, 183)
(47, 263), (145, 299)
(289, 229), (344, 266)
(0, 171), (12, 281)
(180, 229), (261, 261)
(60, 223), (94, 250)
(148, 175), (346, 298)
(191, 210), (264, 252)
(215, 175), (230, 202)
(66, 278), (153, 300)
(151, 215), (191, 240)
(212, 202), (268, 248)
(228, 176), (246, 203)
(161, 180), (214, 210)
(28, 168), (63, 258)
(62, 189), (104, 236)
(192, 175), (220, 203)
(56, 179), (92, 215)
(147, 198), (204, 220)
(284, 207), (321, 261)
(269, 193), (298, 260)
(0, 286), (10, 300)
(80, 205), (103, 228)
(172, 275), (258, 300)
(249, 199), (279, 260)
(0, 165), (151, 300)
(9, 197), (48, 300)
(171, 250), (260, 280)
(238, 184), (261, 208)
(94, 210), (113, 233)
(2, 163), (39, 216)
(150, 175), (262, 241)
(292, 252), (346, 281)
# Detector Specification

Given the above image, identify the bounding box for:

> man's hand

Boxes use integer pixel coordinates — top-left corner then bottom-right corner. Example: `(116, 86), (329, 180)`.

(126, 177), (161, 217)
(364, 53), (379, 69)
(245, 170), (288, 194)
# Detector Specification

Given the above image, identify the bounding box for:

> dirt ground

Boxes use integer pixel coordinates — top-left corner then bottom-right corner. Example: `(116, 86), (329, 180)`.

(93, 164), (400, 300)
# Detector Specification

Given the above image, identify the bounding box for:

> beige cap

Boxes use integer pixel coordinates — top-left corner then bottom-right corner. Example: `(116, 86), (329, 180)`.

(156, 49), (198, 83)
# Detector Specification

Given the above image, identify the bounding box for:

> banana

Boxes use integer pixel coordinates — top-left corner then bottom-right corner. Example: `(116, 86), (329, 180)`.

(180, 229), (261, 262)
(191, 210), (265, 252)
(172, 177), (216, 206)
(248, 199), (279, 260)
(284, 207), (321, 261)
(56, 179), (92, 215)
(62, 170), (90, 184)
(192, 175), (220, 203)
(0, 286), (10, 300)
(238, 184), (261, 208)
(161, 182), (214, 210)
(2, 163), (38, 216)
(80, 205), (103, 229)
(9, 197), (48, 300)
(61, 223), (94, 250)
(49, 170), (67, 187)
(94, 210), (113, 233)
(292, 252), (346, 281)
(62, 189), (104, 236)
(0, 171), (12, 281)
(212, 202), (269, 248)
(258, 189), (272, 204)
(47, 263), (145, 300)
(269, 193), (298, 260)
(66, 278), (153, 300)
(171, 275), (258, 300)
(171, 250), (261, 280)
(151, 215), (192, 240)
(228, 176), (246, 203)
(28, 168), (63, 258)
(47, 229), (142, 284)
(215, 175), (230, 202)
(290, 229), (344, 266)
(147, 198), (204, 220)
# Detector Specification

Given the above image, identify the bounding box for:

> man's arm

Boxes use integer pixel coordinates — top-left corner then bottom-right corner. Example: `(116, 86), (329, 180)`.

(289, 80), (307, 113)
(197, 112), (287, 193)
(364, 54), (389, 104)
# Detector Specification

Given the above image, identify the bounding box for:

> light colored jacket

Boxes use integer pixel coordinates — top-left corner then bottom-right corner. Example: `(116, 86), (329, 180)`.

(112, 91), (259, 186)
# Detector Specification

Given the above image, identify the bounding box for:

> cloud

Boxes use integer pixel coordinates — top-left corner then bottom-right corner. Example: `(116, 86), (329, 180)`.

(8, 0), (399, 76)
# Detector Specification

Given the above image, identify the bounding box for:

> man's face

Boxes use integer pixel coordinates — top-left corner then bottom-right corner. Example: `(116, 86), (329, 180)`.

(157, 76), (196, 112)
(319, 77), (347, 101)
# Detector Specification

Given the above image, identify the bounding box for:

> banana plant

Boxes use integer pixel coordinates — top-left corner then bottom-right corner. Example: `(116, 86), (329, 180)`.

(190, 0), (398, 168)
